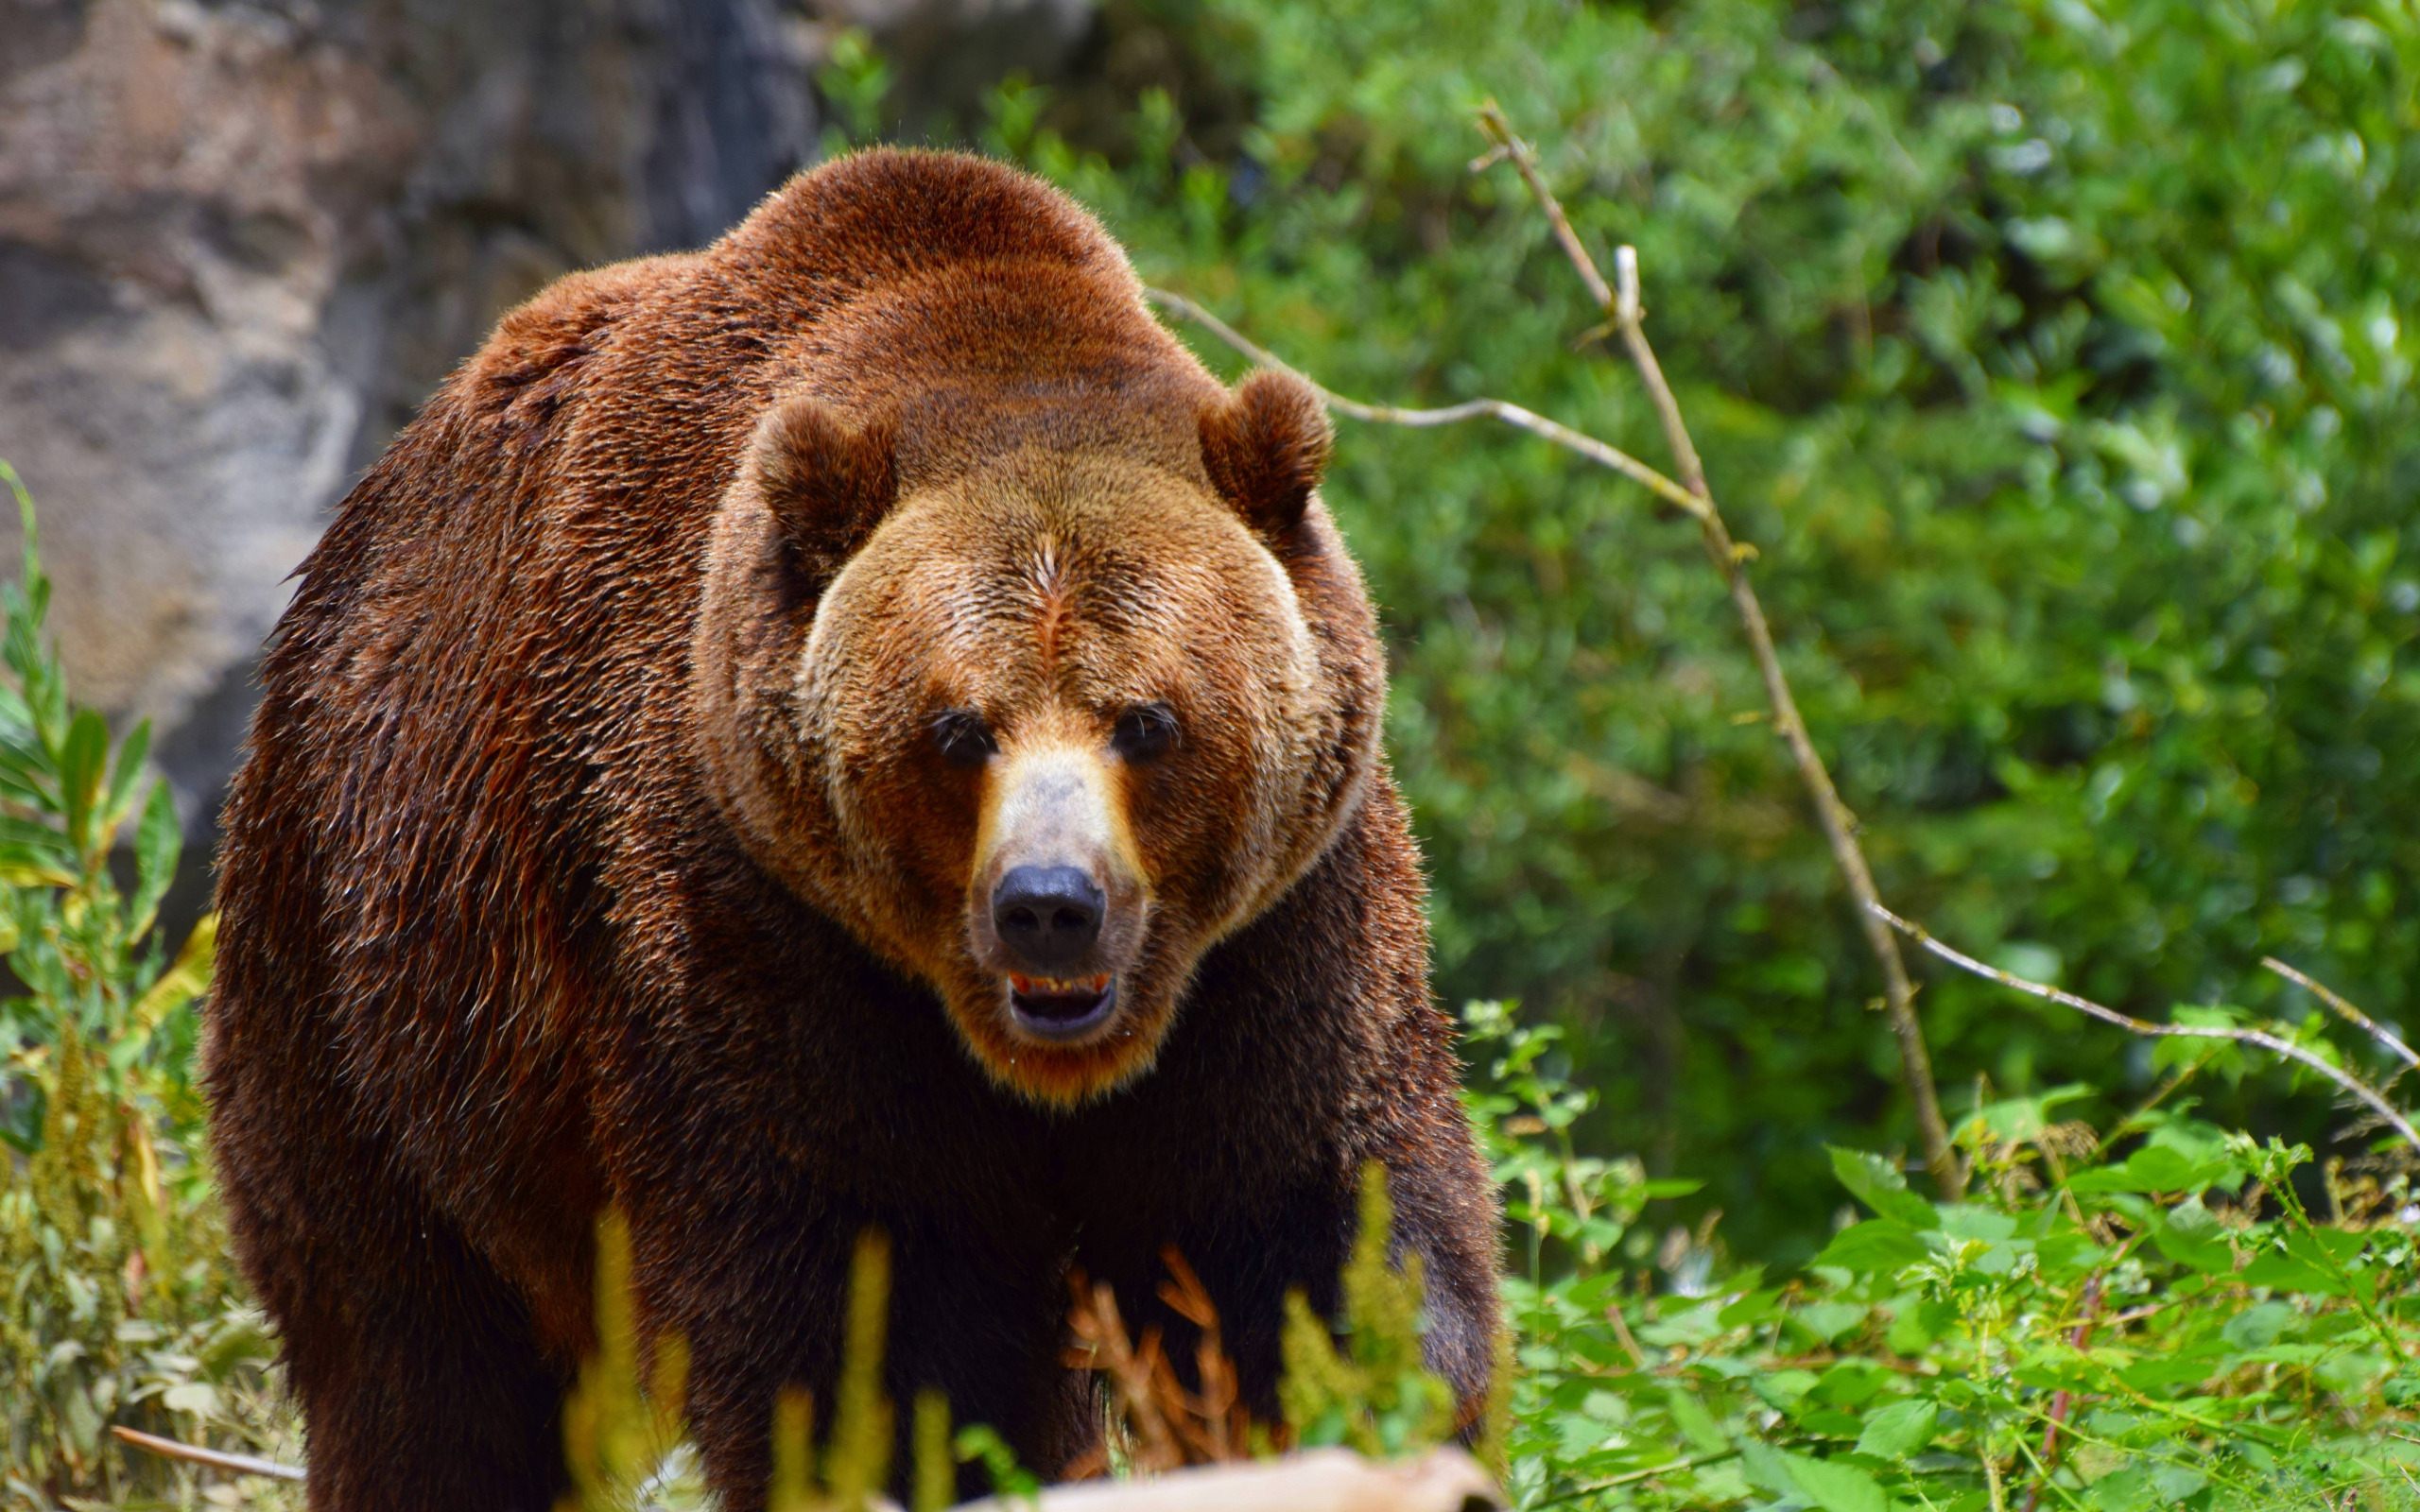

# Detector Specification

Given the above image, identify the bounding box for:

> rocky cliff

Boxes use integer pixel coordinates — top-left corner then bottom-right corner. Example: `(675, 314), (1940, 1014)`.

(0, 0), (1091, 841)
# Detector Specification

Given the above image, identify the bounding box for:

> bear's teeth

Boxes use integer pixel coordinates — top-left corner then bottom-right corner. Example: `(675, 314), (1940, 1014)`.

(1008, 973), (1112, 995)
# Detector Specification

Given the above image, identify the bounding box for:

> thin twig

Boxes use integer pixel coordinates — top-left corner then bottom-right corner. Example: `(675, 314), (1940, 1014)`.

(1603, 1300), (1651, 1371)
(1065, 1274), (1184, 1472)
(1871, 902), (2420, 1153)
(2262, 957), (2418, 1074)
(1141, 288), (1709, 521)
(110, 1425), (305, 1482)
(2019, 1276), (2101, 1512)
(1542, 1449), (1740, 1504)
(1474, 101), (1956, 1196)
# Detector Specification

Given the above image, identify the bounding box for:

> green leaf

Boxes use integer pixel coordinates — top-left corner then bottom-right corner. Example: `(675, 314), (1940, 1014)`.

(1855, 1399), (1938, 1460)
(0, 733), (54, 806)
(1739, 1440), (1800, 1500)
(103, 714), (150, 830)
(2067, 1144), (2226, 1194)
(2220, 1300), (2298, 1349)
(2128, 1145), (2213, 1191)
(131, 778), (181, 937)
(1959, 1084), (2092, 1145)
(1790, 1302), (1872, 1346)
(2149, 1464), (2208, 1503)
(1809, 1220), (1929, 1277)
(1933, 1205), (2019, 1243)
(1825, 1146), (1938, 1229)
(59, 707), (106, 857)
(2149, 1196), (2235, 1275)
(0, 839), (77, 888)
(1, 1081), (43, 1153)
(2238, 1232), (2348, 1297)
(131, 913), (216, 1033)
(1886, 1299), (1954, 1355)
(1785, 1452), (1890, 1512)
(1665, 1386), (1728, 1455)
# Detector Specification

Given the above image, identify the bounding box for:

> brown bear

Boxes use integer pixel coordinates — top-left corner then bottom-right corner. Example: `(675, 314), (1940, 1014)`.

(204, 147), (1499, 1511)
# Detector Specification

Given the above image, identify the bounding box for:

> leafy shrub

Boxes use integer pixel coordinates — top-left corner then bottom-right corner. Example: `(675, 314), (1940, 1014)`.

(895, 0), (2420, 1255)
(0, 466), (287, 1508)
(1470, 1001), (2420, 1510)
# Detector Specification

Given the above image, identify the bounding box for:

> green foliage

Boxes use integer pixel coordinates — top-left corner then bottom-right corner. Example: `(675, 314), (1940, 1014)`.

(558, 1226), (970, 1512)
(1470, 1001), (2420, 1510)
(1278, 1163), (1461, 1459)
(890, 0), (2420, 1254)
(817, 28), (893, 161)
(911, 1391), (954, 1512)
(810, 1233), (896, 1512)
(559, 1210), (690, 1511)
(0, 465), (285, 1507)
(948, 1424), (1039, 1507)
(1466, 999), (1704, 1278)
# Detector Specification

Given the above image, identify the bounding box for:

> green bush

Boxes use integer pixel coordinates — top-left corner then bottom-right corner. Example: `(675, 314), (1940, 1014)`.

(895, 0), (2420, 1254)
(1469, 1001), (2419, 1510)
(0, 466), (286, 1508)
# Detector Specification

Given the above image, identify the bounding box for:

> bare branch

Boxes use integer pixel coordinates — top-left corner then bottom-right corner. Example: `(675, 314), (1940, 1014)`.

(110, 1425), (305, 1483)
(1873, 903), (2419, 1152)
(1473, 102), (1957, 1195)
(1536, 1449), (1741, 1505)
(1141, 288), (1709, 521)
(2263, 956), (2418, 1078)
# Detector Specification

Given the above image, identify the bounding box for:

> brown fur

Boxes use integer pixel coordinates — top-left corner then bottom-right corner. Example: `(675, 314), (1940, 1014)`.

(205, 149), (1499, 1511)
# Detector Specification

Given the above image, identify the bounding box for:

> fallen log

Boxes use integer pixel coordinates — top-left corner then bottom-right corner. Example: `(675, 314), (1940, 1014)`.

(110, 1426), (1498, 1511)
(959, 1448), (1502, 1512)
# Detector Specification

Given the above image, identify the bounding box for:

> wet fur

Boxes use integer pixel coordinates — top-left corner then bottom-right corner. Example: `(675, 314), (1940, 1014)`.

(205, 149), (1499, 1511)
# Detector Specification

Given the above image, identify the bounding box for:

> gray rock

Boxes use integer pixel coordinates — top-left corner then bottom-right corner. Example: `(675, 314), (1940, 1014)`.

(0, 0), (1096, 850)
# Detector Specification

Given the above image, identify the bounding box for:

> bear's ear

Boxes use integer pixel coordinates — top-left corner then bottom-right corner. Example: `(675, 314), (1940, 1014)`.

(749, 396), (899, 593)
(1199, 369), (1333, 538)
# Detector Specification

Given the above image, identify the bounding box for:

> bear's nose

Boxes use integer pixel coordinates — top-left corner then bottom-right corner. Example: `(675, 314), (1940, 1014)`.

(992, 865), (1105, 970)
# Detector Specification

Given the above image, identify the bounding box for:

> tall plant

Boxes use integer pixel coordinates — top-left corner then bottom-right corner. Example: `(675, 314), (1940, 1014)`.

(0, 462), (277, 1504)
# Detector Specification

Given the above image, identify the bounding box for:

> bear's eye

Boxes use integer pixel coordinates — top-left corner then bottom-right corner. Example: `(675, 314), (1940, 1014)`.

(1112, 703), (1180, 763)
(929, 710), (997, 768)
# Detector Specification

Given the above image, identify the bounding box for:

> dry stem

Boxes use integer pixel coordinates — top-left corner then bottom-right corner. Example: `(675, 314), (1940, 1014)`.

(2262, 956), (2418, 1084)
(1140, 289), (1708, 521)
(1473, 103), (1954, 1196)
(1873, 902), (2419, 1152)
(1065, 1252), (1270, 1476)
(1066, 1274), (1187, 1473)
(108, 1425), (305, 1483)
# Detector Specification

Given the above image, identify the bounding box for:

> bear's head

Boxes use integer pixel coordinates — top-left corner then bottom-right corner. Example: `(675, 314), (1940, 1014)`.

(694, 369), (1384, 1104)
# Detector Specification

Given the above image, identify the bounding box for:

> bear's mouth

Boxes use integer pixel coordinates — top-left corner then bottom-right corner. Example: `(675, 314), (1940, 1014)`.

(1007, 972), (1116, 1042)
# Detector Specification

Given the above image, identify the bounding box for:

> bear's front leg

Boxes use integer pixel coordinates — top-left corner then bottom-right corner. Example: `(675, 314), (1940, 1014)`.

(633, 1202), (1087, 1509)
(259, 1173), (573, 1511)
